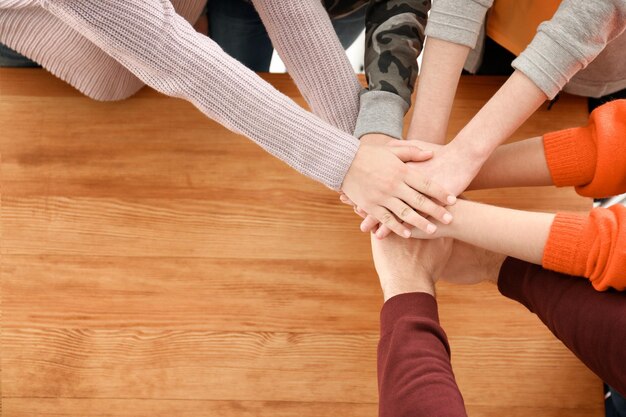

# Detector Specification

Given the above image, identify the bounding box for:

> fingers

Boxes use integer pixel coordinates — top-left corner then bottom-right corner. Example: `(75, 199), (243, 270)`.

(373, 224), (393, 239)
(387, 198), (437, 235)
(390, 145), (434, 163)
(372, 206), (412, 238)
(354, 206), (368, 219)
(360, 214), (379, 232)
(398, 184), (453, 226)
(404, 171), (456, 206)
(339, 193), (356, 207)
(410, 226), (432, 239)
(360, 215), (392, 239)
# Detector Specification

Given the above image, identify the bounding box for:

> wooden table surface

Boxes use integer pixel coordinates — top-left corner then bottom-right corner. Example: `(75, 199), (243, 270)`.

(0, 69), (599, 417)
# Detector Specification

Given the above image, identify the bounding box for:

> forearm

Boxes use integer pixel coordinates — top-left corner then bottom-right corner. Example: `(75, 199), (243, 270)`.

(407, 37), (470, 144)
(378, 293), (467, 417)
(424, 199), (554, 265)
(498, 258), (626, 395)
(44, 0), (360, 190)
(449, 71), (548, 173)
(254, 0), (362, 134)
(468, 136), (553, 190)
(470, 99), (626, 192)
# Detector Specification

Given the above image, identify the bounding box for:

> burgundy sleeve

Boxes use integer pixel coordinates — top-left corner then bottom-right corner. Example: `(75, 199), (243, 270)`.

(498, 257), (626, 396)
(378, 292), (467, 417)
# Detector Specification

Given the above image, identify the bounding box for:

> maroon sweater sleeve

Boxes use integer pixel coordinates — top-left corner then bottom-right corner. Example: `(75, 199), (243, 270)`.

(498, 257), (626, 396)
(378, 292), (467, 417)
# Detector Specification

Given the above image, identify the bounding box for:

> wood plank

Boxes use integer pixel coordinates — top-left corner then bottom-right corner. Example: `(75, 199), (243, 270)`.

(2, 327), (599, 407)
(1, 399), (600, 417)
(1, 399), (376, 417)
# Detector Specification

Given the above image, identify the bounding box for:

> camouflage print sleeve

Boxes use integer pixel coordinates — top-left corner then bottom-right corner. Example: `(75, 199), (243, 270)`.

(354, 0), (430, 139)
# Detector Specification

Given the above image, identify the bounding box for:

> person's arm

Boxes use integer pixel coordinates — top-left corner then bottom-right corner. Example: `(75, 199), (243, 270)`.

(372, 70), (547, 238)
(471, 99), (626, 194)
(42, 0), (457, 237)
(253, 0), (362, 135)
(354, 0), (430, 140)
(511, 0), (626, 100)
(410, 0), (626, 196)
(378, 293), (468, 417)
(411, 199), (626, 291)
(497, 258), (626, 396)
(407, 37), (470, 144)
(371, 234), (467, 417)
(406, 0), (490, 144)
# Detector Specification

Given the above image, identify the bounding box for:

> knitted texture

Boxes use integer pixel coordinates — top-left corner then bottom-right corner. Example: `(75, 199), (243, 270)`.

(253, 0), (362, 135)
(543, 100), (626, 198)
(543, 206), (626, 291)
(0, 0), (361, 190)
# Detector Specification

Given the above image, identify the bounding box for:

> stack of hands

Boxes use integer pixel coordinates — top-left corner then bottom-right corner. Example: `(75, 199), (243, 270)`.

(341, 132), (477, 240)
(340, 131), (504, 298)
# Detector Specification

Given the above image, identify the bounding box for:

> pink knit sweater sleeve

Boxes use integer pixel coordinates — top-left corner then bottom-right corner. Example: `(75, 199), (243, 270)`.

(37, 0), (360, 190)
(253, 0), (362, 135)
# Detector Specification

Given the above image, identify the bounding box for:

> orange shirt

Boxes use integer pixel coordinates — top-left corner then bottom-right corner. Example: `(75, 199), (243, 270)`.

(542, 100), (626, 291)
(487, 0), (561, 56)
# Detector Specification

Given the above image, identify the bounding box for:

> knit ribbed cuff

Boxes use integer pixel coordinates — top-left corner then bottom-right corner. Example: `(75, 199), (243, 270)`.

(425, 0), (490, 48)
(354, 90), (408, 140)
(512, 30), (584, 100)
(380, 292), (439, 339)
(543, 127), (596, 188)
(542, 212), (591, 278)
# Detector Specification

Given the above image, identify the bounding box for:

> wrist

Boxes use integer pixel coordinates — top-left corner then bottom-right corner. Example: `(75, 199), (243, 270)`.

(382, 272), (435, 301)
(439, 198), (472, 239)
(448, 136), (492, 168)
(361, 133), (396, 146)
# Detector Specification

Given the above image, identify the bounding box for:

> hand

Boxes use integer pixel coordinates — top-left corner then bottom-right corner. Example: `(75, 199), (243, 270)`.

(405, 142), (481, 196)
(341, 140), (456, 238)
(371, 232), (453, 301)
(439, 241), (506, 286)
(358, 141), (480, 239)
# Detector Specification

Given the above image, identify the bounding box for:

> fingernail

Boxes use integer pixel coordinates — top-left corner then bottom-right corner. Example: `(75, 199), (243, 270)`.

(403, 230), (411, 238)
(426, 224), (437, 234)
(443, 213), (453, 224)
(447, 195), (457, 205)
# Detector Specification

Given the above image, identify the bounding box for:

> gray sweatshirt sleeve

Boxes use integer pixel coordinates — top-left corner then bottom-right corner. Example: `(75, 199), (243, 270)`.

(512, 0), (626, 99)
(424, 0), (492, 48)
(425, 0), (626, 100)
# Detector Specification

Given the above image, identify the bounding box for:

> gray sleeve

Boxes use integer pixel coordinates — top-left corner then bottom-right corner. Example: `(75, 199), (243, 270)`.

(512, 0), (626, 99)
(424, 0), (493, 48)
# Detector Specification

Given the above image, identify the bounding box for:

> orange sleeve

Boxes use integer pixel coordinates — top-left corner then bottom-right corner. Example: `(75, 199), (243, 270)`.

(542, 99), (626, 198)
(542, 205), (626, 291)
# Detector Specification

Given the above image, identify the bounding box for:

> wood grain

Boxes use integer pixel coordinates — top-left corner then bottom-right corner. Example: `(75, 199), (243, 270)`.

(0, 69), (600, 417)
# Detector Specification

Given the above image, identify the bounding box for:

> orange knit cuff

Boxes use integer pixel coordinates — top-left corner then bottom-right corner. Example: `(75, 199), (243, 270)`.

(543, 127), (596, 188)
(542, 212), (592, 279)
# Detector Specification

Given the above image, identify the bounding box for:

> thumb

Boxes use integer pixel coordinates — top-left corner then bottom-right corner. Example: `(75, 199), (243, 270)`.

(391, 145), (433, 162)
